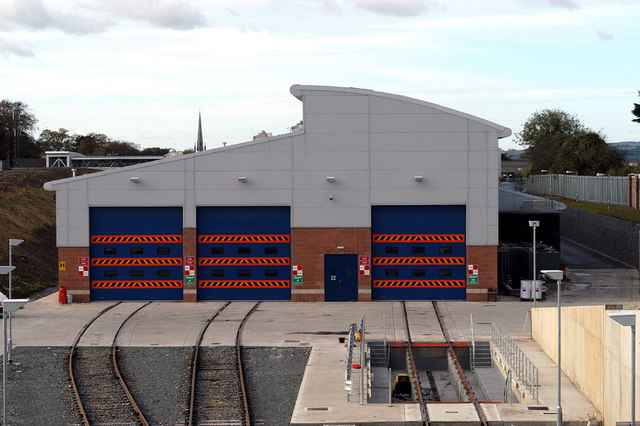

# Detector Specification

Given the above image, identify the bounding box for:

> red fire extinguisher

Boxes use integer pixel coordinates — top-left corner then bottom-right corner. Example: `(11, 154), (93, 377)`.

(59, 286), (67, 304)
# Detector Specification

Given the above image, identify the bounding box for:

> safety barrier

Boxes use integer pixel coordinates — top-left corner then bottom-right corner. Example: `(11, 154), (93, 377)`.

(491, 319), (539, 402)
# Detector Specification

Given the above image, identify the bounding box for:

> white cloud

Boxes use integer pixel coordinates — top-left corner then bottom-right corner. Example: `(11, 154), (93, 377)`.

(103, 0), (208, 30)
(352, 0), (441, 17)
(596, 29), (614, 40)
(0, 37), (35, 58)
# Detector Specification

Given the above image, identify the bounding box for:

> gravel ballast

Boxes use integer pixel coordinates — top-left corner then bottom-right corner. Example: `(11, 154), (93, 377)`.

(1, 346), (310, 424)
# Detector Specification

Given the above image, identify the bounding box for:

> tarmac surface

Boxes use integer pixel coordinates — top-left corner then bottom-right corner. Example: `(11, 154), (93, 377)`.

(6, 240), (640, 424)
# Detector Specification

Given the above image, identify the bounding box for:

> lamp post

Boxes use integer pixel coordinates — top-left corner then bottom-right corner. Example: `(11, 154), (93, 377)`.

(1, 265), (28, 426)
(8, 239), (23, 363)
(542, 269), (564, 426)
(529, 221), (540, 307)
(607, 312), (636, 426)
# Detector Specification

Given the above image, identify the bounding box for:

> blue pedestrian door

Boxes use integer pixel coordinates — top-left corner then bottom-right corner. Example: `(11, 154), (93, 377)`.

(324, 254), (358, 302)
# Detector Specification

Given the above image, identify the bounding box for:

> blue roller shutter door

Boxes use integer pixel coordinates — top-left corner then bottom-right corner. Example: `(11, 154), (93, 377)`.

(197, 206), (291, 301)
(372, 205), (466, 301)
(89, 207), (183, 301)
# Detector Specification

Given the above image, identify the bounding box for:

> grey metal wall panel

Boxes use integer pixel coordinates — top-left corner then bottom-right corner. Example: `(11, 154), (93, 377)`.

(87, 190), (186, 206)
(370, 189), (467, 205)
(292, 170), (368, 189)
(195, 189), (292, 205)
(370, 114), (468, 133)
(292, 207), (370, 228)
(293, 189), (369, 207)
(86, 171), (186, 191)
(292, 150), (368, 171)
(195, 171), (292, 190)
(370, 151), (466, 171)
(303, 94), (369, 114)
(370, 132), (467, 152)
(370, 96), (442, 114)
(370, 170), (467, 189)
(304, 113), (369, 134)
(300, 133), (369, 152)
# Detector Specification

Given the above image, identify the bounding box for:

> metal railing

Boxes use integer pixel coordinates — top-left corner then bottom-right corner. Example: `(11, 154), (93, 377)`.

(525, 174), (628, 206)
(491, 319), (539, 403)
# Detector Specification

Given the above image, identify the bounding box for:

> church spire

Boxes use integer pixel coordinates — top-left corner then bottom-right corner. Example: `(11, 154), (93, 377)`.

(197, 110), (204, 152)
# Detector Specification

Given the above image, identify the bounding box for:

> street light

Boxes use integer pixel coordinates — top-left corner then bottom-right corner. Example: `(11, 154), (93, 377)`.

(529, 221), (540, 307)
(8, 238), (23, 363)
(542, 269), (564, 426)
(607, 312), (636, 426)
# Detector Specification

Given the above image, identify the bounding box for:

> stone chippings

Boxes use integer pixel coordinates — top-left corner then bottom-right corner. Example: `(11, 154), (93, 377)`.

(1, 346), (310, 425)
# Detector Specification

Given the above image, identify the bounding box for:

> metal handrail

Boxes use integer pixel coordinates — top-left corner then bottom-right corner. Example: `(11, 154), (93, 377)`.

(491, 319), (539, 403)
(470, 313), (476, 372)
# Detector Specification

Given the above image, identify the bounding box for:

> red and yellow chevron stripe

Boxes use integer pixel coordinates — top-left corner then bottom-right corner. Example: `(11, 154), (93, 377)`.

(198, 235), (290, 243)
(91, 235), (182, 243)
(373, 257), (464, 265)
(92, 280), (183, 288)
(91, 258), (182, 266)
(199, 257), (290, 266)
(373, 280), (465, 288)
(199, 280), (290, 288)
(372, 234), (465, 243)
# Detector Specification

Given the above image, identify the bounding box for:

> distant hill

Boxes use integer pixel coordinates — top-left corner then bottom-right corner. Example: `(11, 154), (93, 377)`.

(609, 141), (640, 163)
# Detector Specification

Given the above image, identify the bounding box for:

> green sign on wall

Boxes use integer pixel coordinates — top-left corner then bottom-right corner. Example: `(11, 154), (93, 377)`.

(468, 274), (478, 285)
(293, 275), (303, 285)
(185, 275), (195, 285)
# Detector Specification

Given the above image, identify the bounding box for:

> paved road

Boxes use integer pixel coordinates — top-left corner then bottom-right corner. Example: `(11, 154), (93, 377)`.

(561, 237), (627, 269)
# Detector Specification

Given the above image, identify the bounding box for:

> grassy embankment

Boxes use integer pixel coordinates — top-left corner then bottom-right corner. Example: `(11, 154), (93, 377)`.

(549, 196), (640, 224)
(0, 168), (83, 297)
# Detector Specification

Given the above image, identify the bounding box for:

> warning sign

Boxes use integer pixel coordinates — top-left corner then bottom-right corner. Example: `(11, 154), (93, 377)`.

(185, 256), (195, 276)
(359, 256), (370, 275)
(59, 262), (66, 271)
(468, 264), (478, 285)
(292, 265), (303, 285)
(78, 257), (89, 277)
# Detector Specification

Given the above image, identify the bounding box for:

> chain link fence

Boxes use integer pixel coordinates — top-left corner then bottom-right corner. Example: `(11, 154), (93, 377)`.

(525, 174), (628, 206)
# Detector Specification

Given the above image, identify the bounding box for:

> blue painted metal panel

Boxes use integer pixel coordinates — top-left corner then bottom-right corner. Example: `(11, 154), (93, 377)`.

(324, 254), (358, 302)
(197, 206), (291, 301)
(371, 205), (466, 301)
(89, 207), (183, 301)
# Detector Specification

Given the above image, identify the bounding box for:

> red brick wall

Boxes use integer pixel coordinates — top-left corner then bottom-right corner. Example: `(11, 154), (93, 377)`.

(183, 228), (197, 302)
(291, 228), (371, 302)
(58, 247), (91, 303)
(466, 245), (497, 302)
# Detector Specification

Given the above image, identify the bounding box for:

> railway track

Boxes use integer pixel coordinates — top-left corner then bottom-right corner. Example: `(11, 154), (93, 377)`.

(401, 301), (428, 424)
(432, 301), (487, 426)
(68, 302), (151, 426)
(188, 302), (260, 426)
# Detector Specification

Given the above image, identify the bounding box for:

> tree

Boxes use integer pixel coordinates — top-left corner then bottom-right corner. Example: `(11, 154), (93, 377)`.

(633, 90), (640, 124)
(140, 147), (170, 155)
(37, 128), (75, 151)
(517, 109), (624, 175)
(0, 100), (38, 160)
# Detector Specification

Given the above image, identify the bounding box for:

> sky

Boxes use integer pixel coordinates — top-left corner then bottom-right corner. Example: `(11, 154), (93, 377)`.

(0, 0), (638, 152)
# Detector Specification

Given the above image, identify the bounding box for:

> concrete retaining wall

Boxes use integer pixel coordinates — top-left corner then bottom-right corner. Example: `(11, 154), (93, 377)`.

(532, 305), (640, 425)
(446, 351), (470, 403)
(560, 207), (640, 268)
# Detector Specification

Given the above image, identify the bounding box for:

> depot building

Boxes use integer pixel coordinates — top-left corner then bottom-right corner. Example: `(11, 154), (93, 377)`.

(44, 85), (511, 303)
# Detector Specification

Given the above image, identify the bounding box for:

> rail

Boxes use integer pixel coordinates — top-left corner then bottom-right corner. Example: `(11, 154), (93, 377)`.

(401, 301), (427, 424)
(236, 302), (261, 426)
(491, 319), (539, 403)
(432, 302), (487, 426)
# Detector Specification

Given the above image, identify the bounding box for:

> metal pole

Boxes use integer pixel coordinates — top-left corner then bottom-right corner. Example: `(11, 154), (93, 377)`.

(8, 243), (12, 363)
(532, 225), (537, 309)
(388, 367), (392, 406)
(3, 311), (7, 426)
(632, 325), (636, 426)
(557, 279), (562, 426)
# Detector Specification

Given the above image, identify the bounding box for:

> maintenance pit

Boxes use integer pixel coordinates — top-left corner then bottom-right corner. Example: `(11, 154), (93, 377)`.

(368, 342), (505, 405)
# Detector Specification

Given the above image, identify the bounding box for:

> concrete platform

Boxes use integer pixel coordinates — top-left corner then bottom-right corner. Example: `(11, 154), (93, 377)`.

(9, 265), (637, 424)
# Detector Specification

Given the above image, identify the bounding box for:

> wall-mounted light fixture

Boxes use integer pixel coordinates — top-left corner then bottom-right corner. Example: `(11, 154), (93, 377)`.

(238, 176), (247, 183)
(326, 176), (335, 183)
(414, 176), (423, 182)
(337, 246), (344, 250)
(130, 176), (140, 183)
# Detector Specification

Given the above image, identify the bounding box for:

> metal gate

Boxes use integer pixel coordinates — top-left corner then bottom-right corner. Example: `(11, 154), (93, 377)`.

(196, 206), (291, 301)
(89, 207), (183, 301)
(371, 205), (466, 300)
